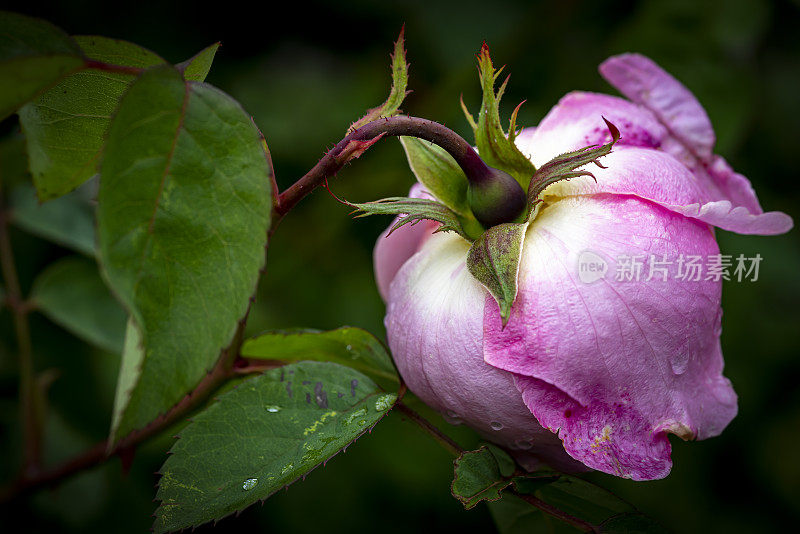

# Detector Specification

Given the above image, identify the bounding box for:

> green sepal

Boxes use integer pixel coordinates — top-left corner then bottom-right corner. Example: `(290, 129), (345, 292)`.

(462, 44), (536, 189)
(349, 196), (475, 240)
(399, 136), (470, 216)
(177, 42), (220, 82)
(452, 445), (517, 509)
(527, 117), (620, 212)
(466, 222), (528, 326)
(349, 27), (409, 132)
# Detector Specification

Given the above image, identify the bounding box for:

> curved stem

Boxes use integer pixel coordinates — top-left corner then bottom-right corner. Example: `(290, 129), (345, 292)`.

(275, 116), (489, 219)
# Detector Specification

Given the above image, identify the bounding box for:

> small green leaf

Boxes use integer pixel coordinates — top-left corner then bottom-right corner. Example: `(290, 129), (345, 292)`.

(464, 44), (536, 189)
(98, 66), (272, 441)
(0, 11), (85, 121)
(399, 136), (472, 217)
(153, 361), (397, 533)
(18, 35), (166, 200)
(513, 473), (635, 526)
(527, 118), (620, 210)
(8, 183), (95, 256)
(241, 327), (398, 382)
(349, 27), (408, 131)
(452, 445), (517, 509)
(30, 256), (126, 353)
(466, 222), (528, 326)
(350, 196), (471, 240)
(177, 42), (219, 82)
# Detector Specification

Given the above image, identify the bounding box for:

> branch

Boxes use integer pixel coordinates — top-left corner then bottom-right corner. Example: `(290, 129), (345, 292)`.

(0, 295), (248, 502)
(510, 490), (599, 533)
(274, 115), (489, 219)
(395, 401), (463, 457)
(0, 188), (40, 475)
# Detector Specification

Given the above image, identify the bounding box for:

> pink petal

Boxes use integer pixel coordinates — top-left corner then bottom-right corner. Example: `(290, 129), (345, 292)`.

(599, 53), (715, 159)
(515, 89), (792, 235)
(483, 195), (738, 480)
(600, 54), (781, 220)
(386, 232), (586, 472)
(373, 183), (438, 301)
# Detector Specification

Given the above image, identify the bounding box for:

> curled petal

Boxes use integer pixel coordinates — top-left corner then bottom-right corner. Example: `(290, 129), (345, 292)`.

(599, 53), (715, 159)
(386, 232), (585, 472)
(515, 88), (792, 235)
(483, 195), (738, 480)
(373, 183), (437, 301)
(541, 147), (793, 235)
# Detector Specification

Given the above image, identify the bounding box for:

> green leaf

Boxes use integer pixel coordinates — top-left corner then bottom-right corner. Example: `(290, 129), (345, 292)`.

(399, 135), (473, 217)
(153, 361), (397, 533)
(30, 256), (126, 353)
(463, 44), (536, 189)
(513, 473), (636, 526)
(527, 118), (620, 209)
(452, 445), (517, 509)
(98, 66), (272, 441)
(350, 196), (471, 240)
(0, 11), (85, 121)
(466, 222), (528, 326)
(177, 42), (220, 82)
(241, 327), (398, 382)
(349, 27), (408, 131)
(18, 35), (166, 200)
(109, 319), (145, 442)
(8, 183), (95, 256)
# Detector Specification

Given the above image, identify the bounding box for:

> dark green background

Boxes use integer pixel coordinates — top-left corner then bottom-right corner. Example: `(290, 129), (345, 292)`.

(1, 0), (798, 531)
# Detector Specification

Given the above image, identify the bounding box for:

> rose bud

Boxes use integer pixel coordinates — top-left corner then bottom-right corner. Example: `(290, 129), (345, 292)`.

(373, 53), (793, 480)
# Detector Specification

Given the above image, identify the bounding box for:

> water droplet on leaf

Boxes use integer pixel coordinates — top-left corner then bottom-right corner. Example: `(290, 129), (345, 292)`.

(242, 478), (258, 491)
(265, 405), (281, 413)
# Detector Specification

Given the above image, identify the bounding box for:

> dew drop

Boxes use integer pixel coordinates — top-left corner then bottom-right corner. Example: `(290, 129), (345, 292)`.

(670, 352), (689, 375)
(515, 439), (533, 450)
(345, 344), (352, 351)
(281, 463), (294, 475)
(444, 410), (463, 425)
(374, 394), (396, 411)
(265, 405), (281, 413)
(490, 421), (504, 431)
(242, 478), (258, 491)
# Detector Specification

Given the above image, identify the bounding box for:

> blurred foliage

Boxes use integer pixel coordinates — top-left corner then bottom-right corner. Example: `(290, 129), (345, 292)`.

(0, 0), (798, 532)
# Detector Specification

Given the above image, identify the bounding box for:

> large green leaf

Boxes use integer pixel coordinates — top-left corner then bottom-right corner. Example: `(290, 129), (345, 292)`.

(241, 327), (398, 382)
(8, 183), (95, 256)
(30, 256), (126, 353)
(98, 66), (272, 441)
(154, 361), (398, 533)
(18, 36), (166, 200)
(0, 11), (85, 121)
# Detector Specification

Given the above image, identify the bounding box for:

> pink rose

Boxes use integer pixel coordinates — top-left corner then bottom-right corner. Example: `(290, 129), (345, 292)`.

(374, 54), (793, 480)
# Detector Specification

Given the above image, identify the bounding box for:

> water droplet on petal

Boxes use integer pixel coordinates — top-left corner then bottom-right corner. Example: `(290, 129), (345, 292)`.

(515, 439), (533, 450)
(670, 352), (689, 375)
(242, 478), (258, 491)
(490, 421), (504, 431)
(444, 410), (463, 425)
(265, 405), (281, 413)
